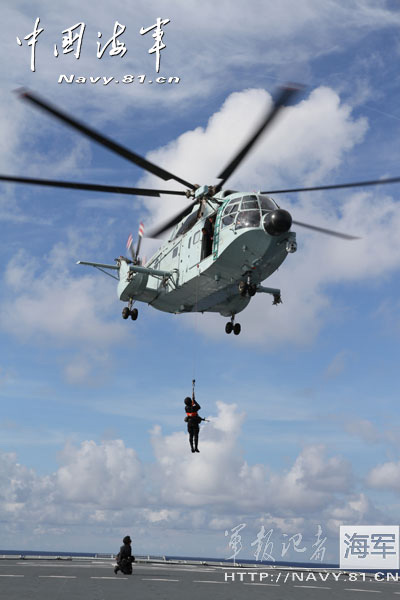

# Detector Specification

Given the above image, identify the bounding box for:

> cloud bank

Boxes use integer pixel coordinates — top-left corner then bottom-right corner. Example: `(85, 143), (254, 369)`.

(0, 402), (390, 559)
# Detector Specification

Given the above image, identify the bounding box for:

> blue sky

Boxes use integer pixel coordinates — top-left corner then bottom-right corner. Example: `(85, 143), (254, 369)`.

(1, 1), (400, 564)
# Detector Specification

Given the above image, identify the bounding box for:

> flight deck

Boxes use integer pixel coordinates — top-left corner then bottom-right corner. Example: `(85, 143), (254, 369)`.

(0, 557), (399, 599)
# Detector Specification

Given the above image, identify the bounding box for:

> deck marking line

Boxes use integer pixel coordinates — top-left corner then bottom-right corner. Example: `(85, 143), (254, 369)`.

(141, 578), (179, 582)
(142, 566), (213, 572)
(293, 585), (331, 589)
(0, 574), (24, 577)
(90, 576), (128, 580)
(39, 575), (77, 578)
(193, 580), (228, 584)
(343, 589), (381, 593)
(243, 582), (280, 587)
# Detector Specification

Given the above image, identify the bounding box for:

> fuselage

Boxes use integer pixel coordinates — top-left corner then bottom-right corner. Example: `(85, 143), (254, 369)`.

(118, 192), (296, 317)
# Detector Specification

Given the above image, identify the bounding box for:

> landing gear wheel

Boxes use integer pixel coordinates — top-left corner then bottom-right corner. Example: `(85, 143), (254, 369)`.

(225, 322), (233, 334)
(130, 308), (138, 320)
(238, 281), (247, 297)
(122, 307), (130, 320)
(233, 323), (241, 335)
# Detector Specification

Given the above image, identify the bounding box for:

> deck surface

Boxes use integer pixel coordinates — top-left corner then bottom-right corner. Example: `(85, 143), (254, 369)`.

(0, 558), (398, 599)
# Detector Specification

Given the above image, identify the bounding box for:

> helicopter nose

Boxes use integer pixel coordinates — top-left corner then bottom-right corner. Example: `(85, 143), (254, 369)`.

(263, 209), (292, 236)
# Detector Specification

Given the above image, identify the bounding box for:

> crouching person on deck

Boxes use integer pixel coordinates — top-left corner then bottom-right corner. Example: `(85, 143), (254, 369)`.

(114, 535), (135, 575)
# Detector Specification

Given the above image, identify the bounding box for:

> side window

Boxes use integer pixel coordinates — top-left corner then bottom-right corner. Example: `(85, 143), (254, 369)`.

(225, 203), (239, 215)
(172, 246), (179, 258)
(222, 214), (235, 228)
(174, 211), (198, 238)
(221, 202), (239, 229)
(260, 195), (277, 211)
(188, 237), (191, 249)
(193, 231), (200, 244)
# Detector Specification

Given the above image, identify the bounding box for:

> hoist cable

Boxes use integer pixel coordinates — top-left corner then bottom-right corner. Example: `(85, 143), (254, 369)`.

(192, 264), (200, 383)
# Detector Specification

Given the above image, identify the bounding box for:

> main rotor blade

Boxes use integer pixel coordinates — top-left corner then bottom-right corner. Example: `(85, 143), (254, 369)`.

(292, 219), (359, 240)
(262, 176), (400, 195)
(18, 88), (196, 190)
(0, 175), (187, 197)
(148, 200), (198, 238)
(216, 85), (302, 192)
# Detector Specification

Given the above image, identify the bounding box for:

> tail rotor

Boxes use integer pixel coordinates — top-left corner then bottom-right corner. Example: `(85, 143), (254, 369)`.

(135, 222), (144, 264)
(126, 222), (144, 264)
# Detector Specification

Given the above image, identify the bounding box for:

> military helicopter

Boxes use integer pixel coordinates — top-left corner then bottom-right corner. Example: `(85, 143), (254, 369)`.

(2, 87), (400, 335)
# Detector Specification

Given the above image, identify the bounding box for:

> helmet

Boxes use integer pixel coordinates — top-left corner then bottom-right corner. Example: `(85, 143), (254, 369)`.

(184, 397), (192, 405)
(123, 535), (132, 544)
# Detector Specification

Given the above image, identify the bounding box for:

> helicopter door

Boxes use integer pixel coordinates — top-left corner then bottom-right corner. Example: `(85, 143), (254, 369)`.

(188, 229), (202, 268)
(171, 242), (181, 271)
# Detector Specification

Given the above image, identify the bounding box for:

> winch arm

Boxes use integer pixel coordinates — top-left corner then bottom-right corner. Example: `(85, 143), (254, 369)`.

(77, 260), (119, 270)
(257, 285), (282, 305)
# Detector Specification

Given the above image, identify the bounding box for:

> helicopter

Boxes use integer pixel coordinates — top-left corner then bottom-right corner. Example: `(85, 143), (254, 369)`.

(2, 86), (400, 335)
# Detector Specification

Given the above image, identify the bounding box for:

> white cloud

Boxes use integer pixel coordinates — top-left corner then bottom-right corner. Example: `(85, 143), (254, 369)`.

(57, 439), (144, 506)
(0, 233), (128, 380)
(139, 86), (368, 222)
(150, 403), (354, 516)
(344, 419), (381, 444)
(324, 350), (352, 378)
(326, 493), (375, 533)
(367, 461), (400, 493)
(0, 451), (37, 507)
(258, 514), (306, 534)
(373, 299), (400, 338)
(0, 406), (346, 518)
(0, 401), (393, 558)
(1, 274), (119, 344)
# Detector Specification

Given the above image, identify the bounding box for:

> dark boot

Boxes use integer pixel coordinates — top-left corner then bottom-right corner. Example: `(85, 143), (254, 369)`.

(195, 448), (200, 452)
(114, 566), (119, 574)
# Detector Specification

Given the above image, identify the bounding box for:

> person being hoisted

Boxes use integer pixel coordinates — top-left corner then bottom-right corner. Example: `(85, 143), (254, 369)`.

(184, 379), (203, 453)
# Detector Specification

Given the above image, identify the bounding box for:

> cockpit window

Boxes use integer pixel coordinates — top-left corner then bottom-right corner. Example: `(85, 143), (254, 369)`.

(221, 202), (239, 228)
(222, 214), (235, 227)
(220, 194), (276, 230)
(241, 195), (259, 209)
(235, 195), (261, 229)
(259, 195), (278, 211)
(225, 202), (239, 215)
(235, 210), (260, 229)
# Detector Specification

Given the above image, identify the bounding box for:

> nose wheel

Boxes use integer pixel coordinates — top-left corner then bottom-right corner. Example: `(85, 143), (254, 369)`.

(122, 301), (138, 321)
(225, 316), (241, 335)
